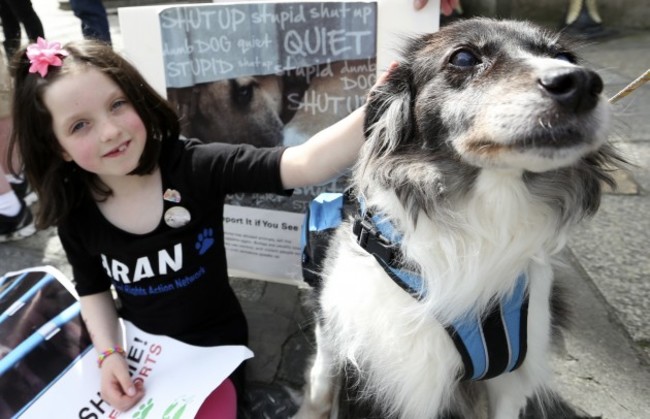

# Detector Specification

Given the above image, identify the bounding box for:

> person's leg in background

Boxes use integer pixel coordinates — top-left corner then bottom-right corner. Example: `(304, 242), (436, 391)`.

(0, 0), (22, 59)
(0, 131), (35, 242)
(0, 0), (44, 56)
(69, 0), (112, 45)
(0, 45), (35, 242)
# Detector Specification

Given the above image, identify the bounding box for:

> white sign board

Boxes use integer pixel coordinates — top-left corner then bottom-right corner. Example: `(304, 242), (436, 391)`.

(118, 1), (439, 284)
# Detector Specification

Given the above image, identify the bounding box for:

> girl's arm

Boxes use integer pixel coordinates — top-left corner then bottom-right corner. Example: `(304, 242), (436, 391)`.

(80, 291), (145, 411)
(279, 62), (397, 190)
(280, 105), (365, 190)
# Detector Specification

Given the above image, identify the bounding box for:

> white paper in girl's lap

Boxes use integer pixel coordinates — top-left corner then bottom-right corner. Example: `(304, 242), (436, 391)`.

(21, 319), (253, 418)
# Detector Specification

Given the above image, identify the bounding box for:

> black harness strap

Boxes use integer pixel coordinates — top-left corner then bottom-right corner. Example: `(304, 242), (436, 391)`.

(352, 210), (529, 381)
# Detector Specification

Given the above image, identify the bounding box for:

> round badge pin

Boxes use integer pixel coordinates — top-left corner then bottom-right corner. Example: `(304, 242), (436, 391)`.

(163, 188), (181, 203)
(164, 206), (191, 228)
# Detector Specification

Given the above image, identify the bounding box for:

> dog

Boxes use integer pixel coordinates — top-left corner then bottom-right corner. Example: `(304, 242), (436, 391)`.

(295, 18), (625, 419)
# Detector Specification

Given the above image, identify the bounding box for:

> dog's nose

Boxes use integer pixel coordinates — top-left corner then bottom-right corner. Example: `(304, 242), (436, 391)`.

(538, 68), (604, 112)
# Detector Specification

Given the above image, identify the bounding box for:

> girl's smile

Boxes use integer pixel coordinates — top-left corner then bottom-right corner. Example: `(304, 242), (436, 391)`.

(43, 67), (147, 180)
(102, 140), (131, 158)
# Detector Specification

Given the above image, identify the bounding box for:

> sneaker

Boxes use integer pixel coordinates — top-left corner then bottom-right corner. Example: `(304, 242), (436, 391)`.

(10, 179), (37, 206)
(0, 200), (36, 242)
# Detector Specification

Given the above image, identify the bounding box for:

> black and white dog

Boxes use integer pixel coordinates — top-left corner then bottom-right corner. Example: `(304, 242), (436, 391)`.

(295, 18), (624, 419)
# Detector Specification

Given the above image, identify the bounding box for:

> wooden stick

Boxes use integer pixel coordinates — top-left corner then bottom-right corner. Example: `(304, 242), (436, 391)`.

(609, 69), (650, 104)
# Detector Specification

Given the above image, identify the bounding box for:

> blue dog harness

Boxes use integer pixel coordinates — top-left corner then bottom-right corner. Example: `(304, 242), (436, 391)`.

(302, 192), (529, 381)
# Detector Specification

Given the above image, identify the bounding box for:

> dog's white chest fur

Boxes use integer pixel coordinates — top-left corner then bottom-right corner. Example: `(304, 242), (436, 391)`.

(406, 170), (562, 319)
(314, 171), (559, 418)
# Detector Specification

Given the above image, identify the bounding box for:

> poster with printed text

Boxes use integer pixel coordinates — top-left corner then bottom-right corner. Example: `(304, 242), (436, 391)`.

(118, 0), (440, 284)
(161, 1), (377, 197)
(0, 266), (253, 419)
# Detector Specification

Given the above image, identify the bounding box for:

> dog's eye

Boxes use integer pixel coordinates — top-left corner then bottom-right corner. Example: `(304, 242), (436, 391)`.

(235, 84), (254, 104)
(554, 52), (575, 63)
(230, 80), (256, 107)
(450, 50), (481, 67)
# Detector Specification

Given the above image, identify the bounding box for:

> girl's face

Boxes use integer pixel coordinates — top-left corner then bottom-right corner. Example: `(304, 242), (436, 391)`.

(43, 67), (148, 181)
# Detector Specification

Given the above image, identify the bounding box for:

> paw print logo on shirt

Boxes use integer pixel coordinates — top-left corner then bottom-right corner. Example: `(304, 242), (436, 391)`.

(196, 228), (214, 255)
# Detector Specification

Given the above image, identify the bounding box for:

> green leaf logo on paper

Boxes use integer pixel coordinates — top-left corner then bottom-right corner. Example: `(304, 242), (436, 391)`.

(130, 395), (191, 418)
(133, 398), (154, 418)
(162, 397), (189, 419)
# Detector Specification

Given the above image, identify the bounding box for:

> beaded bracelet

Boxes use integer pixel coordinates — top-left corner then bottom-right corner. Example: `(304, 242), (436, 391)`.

(97, 345), (126, 368)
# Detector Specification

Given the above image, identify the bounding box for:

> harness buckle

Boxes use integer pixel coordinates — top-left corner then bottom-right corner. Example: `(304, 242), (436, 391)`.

(353, 215), (395, 264)
(353, 217), (373, 248)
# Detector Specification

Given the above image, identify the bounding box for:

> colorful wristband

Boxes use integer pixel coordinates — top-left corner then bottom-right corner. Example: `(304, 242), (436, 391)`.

(97, 345), (126, 368)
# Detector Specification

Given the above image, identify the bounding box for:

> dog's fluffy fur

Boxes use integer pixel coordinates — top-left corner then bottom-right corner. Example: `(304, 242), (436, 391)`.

(295, 18), (624, 419)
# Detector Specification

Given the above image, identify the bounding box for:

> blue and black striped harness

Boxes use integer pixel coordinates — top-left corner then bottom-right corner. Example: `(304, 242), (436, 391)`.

(303, 193), (529, 381)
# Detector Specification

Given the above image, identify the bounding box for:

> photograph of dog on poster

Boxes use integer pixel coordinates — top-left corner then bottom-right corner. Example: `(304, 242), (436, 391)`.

(167, 59), (373, 147)
(167, 58), (374, 212)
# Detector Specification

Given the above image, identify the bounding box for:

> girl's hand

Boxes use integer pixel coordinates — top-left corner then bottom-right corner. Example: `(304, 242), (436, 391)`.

(368, 60), (399, 101)
(99, 353), (145, 411)
(376, 61), (399, 88)
(414, 0), (460, 16)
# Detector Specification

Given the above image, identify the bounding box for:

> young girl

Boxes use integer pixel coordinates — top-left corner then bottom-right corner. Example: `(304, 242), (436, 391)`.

(9, 38), (368, 416)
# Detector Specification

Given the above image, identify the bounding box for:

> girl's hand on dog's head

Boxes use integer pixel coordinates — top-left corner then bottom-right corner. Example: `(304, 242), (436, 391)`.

(376, 61), (399, 88)
(368, 61), (399, 100)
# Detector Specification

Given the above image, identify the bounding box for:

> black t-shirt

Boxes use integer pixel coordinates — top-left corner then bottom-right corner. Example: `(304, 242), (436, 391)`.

(58, 137), (289, 347)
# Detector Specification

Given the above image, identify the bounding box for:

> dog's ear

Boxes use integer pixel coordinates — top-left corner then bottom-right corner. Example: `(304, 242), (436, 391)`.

(363, 64), (414, 155)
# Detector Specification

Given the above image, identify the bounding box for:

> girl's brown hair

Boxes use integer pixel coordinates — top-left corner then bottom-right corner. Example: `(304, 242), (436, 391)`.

(8, 39), (180, 229)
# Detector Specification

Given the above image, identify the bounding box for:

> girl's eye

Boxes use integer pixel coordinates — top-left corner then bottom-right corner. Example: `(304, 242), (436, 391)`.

(450, 49), (481, 67)
(71, 121), (87, 134)
(112, 99), (128, 110)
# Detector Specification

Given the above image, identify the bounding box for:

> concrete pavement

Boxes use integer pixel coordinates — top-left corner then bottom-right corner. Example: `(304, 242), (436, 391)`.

(553, 28), (650, 418)
(2, 1), (649, 417)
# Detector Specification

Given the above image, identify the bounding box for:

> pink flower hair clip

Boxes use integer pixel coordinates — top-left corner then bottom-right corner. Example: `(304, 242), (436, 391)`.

(26, 37), (69, 78)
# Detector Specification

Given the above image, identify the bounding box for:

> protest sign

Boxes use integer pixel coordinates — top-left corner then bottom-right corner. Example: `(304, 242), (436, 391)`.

(0, 266), (252, 419)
